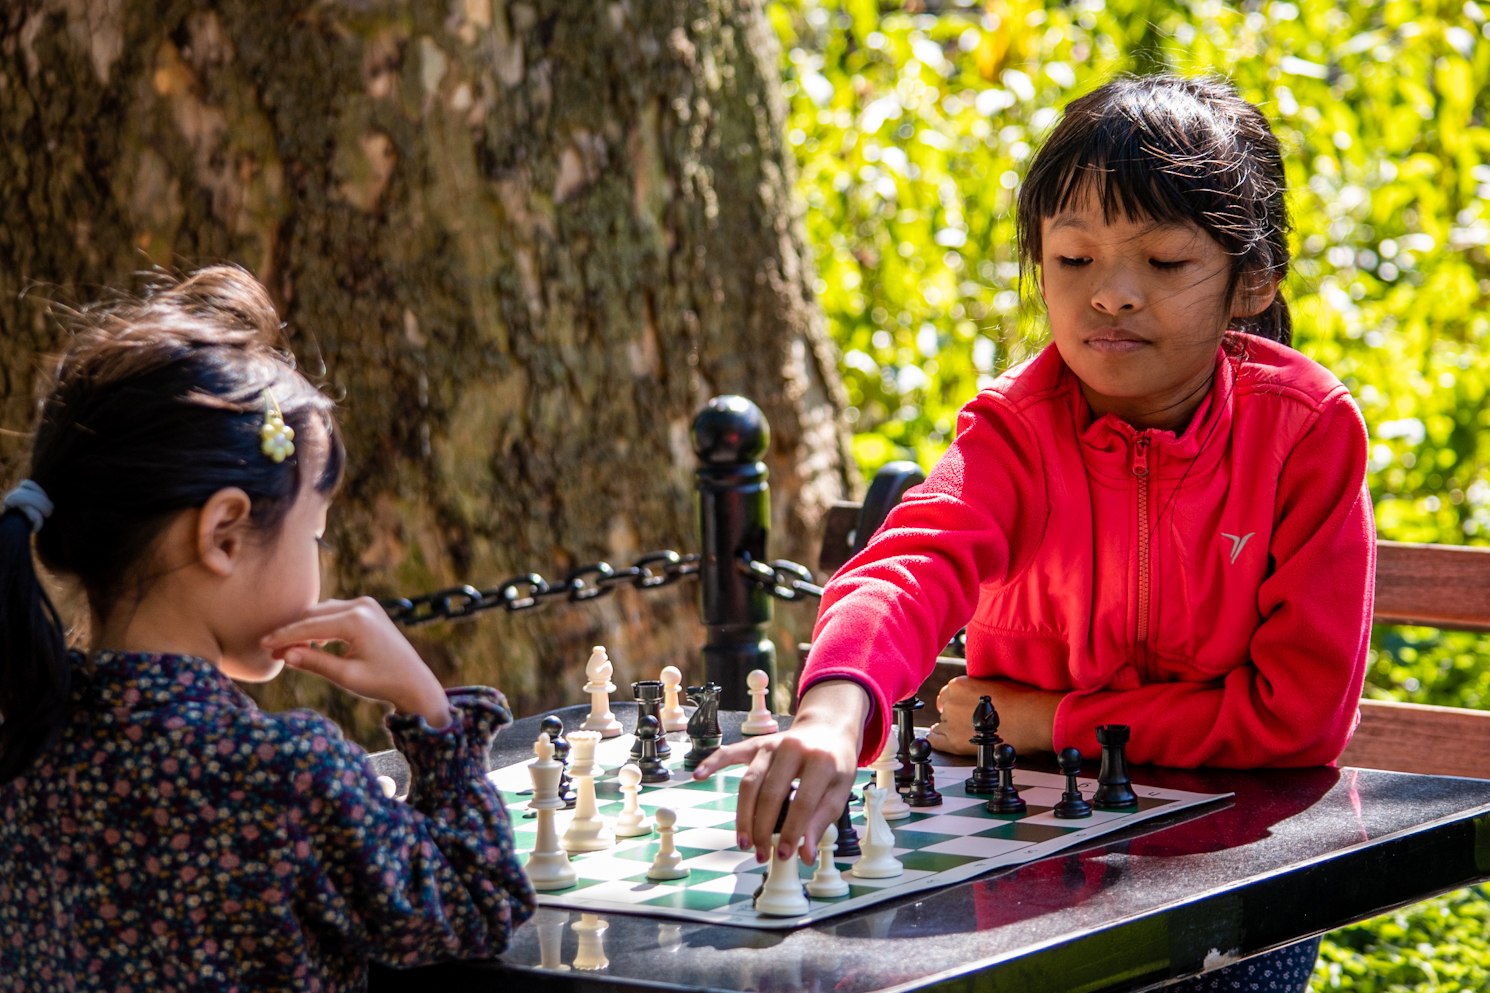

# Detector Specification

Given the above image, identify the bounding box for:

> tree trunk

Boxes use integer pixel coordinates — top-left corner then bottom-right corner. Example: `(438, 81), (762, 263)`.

(0, 0), (851, 748)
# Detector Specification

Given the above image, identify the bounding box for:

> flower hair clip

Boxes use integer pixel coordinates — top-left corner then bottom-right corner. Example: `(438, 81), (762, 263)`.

(260, 391), (295, 463)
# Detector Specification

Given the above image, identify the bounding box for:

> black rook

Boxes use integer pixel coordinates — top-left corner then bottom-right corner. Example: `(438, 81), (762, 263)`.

(692, 396), (775, 711)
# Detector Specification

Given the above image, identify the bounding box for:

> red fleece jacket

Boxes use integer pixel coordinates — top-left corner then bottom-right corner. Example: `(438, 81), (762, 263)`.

(803, 335), (1375, 769)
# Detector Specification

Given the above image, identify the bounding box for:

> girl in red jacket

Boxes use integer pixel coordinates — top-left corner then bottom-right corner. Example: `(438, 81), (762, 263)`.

(698, 72), (1372, 938)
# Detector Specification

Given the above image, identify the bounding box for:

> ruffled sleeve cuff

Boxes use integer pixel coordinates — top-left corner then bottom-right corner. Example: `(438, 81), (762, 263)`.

(386, 686), (513, 801)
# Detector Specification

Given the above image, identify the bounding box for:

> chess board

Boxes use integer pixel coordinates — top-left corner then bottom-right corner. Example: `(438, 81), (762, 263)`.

(490, 731), (1231, 930)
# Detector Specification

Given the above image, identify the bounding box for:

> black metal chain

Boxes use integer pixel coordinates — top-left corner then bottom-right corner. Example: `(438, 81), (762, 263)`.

(735, 551), (825, 601)
(379, 549), (825, 627)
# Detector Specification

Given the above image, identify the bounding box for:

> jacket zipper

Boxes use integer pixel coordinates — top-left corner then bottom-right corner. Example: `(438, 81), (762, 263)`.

(1132, 434), (1152, 683)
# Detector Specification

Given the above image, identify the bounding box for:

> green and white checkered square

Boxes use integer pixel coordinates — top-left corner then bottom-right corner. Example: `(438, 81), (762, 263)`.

(495, 730), (1230, 930)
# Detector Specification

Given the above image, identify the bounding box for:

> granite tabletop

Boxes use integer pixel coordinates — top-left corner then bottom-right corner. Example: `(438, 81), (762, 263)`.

(367, 703), (1490, 993)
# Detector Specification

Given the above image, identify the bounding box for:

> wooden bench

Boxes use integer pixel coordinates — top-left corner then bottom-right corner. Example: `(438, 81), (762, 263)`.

(813, 493), (1490, 779)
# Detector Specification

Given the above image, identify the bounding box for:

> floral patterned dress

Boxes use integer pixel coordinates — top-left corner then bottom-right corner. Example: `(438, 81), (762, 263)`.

(0, 651), (536, 992)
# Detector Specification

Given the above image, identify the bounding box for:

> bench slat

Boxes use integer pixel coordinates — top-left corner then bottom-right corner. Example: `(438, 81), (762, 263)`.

(1372, 540), (1490, 632)
(1340, 699), (1490, 778)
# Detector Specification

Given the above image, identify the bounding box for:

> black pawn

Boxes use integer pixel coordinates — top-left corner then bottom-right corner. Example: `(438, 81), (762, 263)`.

(832, 799), (861, 858)
(634, 715), (671, 784)
(985, 743), (1026, 815)
(893, 697), (924, 788)
(1093, 725), (1138, 810)
(1052, 747), (1092, 819)
(905, 737), (942, 807)
(630, 680), (671, 761)
(963, 695), (1002, 795)
(550, 735), (577, 809)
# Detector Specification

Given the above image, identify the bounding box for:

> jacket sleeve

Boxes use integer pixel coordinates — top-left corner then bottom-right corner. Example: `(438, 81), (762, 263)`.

(800, 393), (1049, 765)
(1054, 390), (1375, 768)
(282, 687), (536, 965)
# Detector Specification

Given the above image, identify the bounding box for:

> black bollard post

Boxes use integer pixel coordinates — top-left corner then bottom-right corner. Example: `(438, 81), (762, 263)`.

(692, 396), (775, 711)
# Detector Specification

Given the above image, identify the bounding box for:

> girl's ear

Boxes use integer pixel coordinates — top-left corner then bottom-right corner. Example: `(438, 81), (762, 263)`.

(196, 487), (254, 577)
(1231, 272), (1280, 318)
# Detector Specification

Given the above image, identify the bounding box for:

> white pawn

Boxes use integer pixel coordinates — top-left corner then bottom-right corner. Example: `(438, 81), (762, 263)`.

(660, 665), (688, 732)
(613, 764), (652, 837)
(646, 807), (689, 880)
(581, 646), (623, 738)
(805, 822), (850, 898)
(872, 735), (911, 821)
(376, 775), (398, 799)
(524, 733), (578, 890)
(561, 731), (614, 853)
(851, 785), (903, 879)
(754, 831), (810, 916)
(739, 669), (779, 736)
(572, 913), (609, 971)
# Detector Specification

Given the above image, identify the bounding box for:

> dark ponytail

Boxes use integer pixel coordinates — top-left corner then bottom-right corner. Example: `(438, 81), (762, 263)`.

(0, 511), (70, 784)
(0, 265), (345, 784)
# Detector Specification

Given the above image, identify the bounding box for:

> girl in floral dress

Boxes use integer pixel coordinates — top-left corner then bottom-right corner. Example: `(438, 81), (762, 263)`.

(0, 266), (534, 992)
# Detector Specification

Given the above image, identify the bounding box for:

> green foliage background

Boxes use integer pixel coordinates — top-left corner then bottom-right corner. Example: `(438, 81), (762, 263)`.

(768, 0), (1490, 987)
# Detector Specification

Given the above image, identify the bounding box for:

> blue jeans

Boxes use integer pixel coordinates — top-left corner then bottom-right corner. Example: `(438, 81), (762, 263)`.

(1165, 938), (1321, 992)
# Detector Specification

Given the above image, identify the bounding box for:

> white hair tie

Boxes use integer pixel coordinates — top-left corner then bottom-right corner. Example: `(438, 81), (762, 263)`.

(3, 480), (54, 534)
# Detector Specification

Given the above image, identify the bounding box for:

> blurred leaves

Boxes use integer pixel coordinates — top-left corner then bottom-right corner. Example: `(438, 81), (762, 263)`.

(771, 0), (1490, 544)
(771, 2), (1490, 987)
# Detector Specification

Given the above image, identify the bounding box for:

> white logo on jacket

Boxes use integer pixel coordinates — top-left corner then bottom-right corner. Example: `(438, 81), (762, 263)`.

(1221, 532), (1255, 564)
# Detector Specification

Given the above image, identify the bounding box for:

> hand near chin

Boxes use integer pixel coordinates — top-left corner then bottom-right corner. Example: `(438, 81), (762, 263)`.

(260, 598), (451, 729)
(928, 675), (1064, 757)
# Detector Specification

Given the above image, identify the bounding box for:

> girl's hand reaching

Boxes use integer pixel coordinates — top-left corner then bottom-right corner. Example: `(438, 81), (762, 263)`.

(929, 675), (1063, 756)
(261, 598), (451, 729)
(690, 679), (870, 866)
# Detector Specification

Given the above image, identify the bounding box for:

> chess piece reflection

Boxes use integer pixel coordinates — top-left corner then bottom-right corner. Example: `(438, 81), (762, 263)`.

(571, 913), (609, 971)
(535, 908), (570, 971)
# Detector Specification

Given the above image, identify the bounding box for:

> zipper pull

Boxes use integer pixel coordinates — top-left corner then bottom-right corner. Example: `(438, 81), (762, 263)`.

(1132, 436), (1150, 477)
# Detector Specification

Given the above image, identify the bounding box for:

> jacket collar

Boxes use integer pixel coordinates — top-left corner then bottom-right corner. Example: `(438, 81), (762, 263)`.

(1066, 340), (1242, 483)
(82, 650), (254, 713)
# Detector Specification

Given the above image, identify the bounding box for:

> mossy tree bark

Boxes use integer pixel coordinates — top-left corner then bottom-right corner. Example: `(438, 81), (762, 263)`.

(0, 0), (851, 748)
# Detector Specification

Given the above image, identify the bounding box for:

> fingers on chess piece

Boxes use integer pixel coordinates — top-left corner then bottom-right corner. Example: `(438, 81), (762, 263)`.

(647, 807), (689, 880)
(832, 799), (861, 858)
(892, 697), (924, 788)
(1093, 724), (1139, 810)
(660, 665), (688, 732)
(805, 822), (850, 898)
(613, 763), (653, 838)
(753, 798), (810, 917)
(630, 680), (671, 760)
(985, 742), (1027, 815)
(963, 695), (1002, 796)
(740, 669), (780, 736)
(1052, 746), (1093, 819)
(581, 646), (623, 738)
(905, 736), (942, 807)
(634, 715), (672, 784)
(683, 683), (722, 770)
